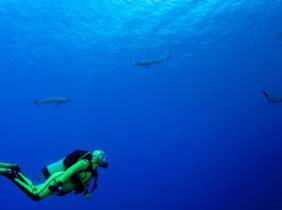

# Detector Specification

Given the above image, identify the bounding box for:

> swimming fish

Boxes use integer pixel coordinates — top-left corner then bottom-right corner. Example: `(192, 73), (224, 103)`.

(262, 91), (282, 104)
(135, 55), (172, 68)
(34, 96), (72, 107)
(274, 32), (282, 40)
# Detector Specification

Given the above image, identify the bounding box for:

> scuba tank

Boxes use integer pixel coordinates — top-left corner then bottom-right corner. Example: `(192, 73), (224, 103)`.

(42, 150), (92, 179)
(42, 159), (65, 179)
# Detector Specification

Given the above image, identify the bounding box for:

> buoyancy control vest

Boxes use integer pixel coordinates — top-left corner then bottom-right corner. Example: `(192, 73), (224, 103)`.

(42, 150), (97, 194)
(42, 150), (93, 179)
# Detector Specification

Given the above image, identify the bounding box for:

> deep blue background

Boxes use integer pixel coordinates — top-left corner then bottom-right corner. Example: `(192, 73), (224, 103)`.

(1, 0), (282, 209)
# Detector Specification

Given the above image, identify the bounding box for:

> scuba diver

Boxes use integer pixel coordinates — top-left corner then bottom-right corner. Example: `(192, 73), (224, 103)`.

(0, 149), (108, 201)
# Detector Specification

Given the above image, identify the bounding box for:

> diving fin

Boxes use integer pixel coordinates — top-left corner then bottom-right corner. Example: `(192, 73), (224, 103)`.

(0, 168), (18, 179)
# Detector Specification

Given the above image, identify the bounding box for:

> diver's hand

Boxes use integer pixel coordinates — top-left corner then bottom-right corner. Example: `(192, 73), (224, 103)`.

(83, 189), (91, 199)
(84, 193), (91, 199)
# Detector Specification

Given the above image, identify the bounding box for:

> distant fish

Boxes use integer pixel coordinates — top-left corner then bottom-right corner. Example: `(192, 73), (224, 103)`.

(34, 96), (72, 107)
(274, 32), (282, 40)
(135, 55), (172, 68)
(262, 91), (282, 104)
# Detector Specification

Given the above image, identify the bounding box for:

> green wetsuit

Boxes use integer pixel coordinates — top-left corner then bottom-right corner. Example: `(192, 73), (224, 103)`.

(0, 159), (98, 201)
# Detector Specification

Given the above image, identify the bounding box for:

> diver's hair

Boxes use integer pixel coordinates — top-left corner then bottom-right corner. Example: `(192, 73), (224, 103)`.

(262, 90), (270, 100)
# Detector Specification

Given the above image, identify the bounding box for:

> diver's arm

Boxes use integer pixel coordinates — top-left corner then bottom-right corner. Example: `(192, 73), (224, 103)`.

(91, 173), (98, 192)
(60, 159), (90, 181)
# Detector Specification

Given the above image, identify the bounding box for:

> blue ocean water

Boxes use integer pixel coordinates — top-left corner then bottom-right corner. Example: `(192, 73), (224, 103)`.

(1, 0), (282, 209)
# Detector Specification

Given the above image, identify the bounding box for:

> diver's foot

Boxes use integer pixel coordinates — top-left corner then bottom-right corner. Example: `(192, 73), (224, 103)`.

(0, 168), (11, 175)
(0, 168), (18, 179)
(0, 163), (20, 171)
(8, 164), (21, 172)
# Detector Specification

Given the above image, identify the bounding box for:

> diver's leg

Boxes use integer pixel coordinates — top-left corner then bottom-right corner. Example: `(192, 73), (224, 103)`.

(0, 167), (31, 185)
(12, 177), (42, 201)
(0, 168), (42, 201)
(13, 171), (66, 200)
(17, 172), (33, 185)
(0, 167), (67, 201)
(0, 169), (50, 201)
